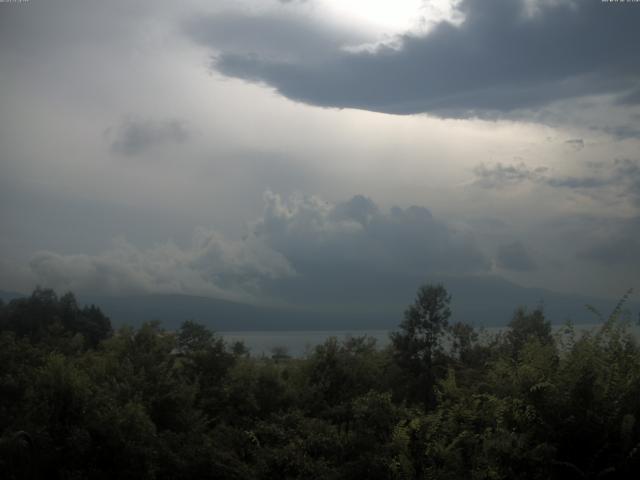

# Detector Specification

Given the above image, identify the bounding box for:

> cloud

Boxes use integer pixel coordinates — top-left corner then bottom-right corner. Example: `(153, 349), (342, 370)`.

(578, 216), (640, 269)
(186, 10), (366, 64)
(545, 175), (608, 189)
(472, 158), (640, 206)
(107, 117), (189, 156)
(250, 192), (490, 305)
(605, 128), (640, 140)
(615, 87), (640, 106)
(564, 138), (584, 151)
(187, 0), (640, 116)
(580, 235), (640, 268)
(28, 192), (490, 306)
(472, 162), (548, 188)
(29, 233), (294, 303)
(497, 241), (536, 272)
(255, 191), (488, 275)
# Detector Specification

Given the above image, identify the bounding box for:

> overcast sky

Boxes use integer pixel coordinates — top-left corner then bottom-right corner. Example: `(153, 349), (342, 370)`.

(1, 0), (639, 308)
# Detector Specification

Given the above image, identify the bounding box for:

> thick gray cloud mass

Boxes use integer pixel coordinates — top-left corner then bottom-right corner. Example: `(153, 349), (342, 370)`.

(579, 216), (640, 269)
(27, 193), (489, 306)
(256, 192), (488, 273)
(580, 235), (640, 268)
(497, 241), (536, 272)
(254, 192), (489, 306)
(188, 0), (640, 116)
(107, 117), (189, 156)
(29, 231), (295, 302)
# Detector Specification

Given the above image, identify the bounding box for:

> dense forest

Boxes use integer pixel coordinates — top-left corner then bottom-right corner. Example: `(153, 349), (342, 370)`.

(1, 286), (639, 479)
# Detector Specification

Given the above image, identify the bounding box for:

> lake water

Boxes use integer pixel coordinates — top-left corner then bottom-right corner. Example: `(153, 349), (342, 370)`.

(221, 323), (640, 357)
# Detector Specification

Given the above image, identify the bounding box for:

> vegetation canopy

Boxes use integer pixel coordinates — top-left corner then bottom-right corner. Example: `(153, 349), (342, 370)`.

(1, 286), (639, 479)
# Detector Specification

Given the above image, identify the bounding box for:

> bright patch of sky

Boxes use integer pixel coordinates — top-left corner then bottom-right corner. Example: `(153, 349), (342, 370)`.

(320, 0), (460, 35)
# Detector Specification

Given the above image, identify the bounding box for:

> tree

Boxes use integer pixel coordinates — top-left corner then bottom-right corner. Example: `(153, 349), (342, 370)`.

(176, 321), (236, 418)
(506, 306), (552, 355)
(391, 284), (452, 409)
(0, 288), (112, 349)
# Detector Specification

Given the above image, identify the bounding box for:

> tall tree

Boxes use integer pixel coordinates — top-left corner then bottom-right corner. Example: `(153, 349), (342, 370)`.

(390, 284), (451, 409)
(506, 306), (551, 356)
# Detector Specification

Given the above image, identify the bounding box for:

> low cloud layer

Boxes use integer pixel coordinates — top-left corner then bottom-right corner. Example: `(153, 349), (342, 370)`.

(28, 193), (489, 306)
(188, 0), (640, 116)
(30, 232), (294, 303)
(578, 216), (640, 270)
(497, 241), (536, 272)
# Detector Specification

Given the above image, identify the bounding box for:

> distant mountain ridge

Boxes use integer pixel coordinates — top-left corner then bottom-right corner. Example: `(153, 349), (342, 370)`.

(0, 290), (26, 303)
(2, 276), (637, 331)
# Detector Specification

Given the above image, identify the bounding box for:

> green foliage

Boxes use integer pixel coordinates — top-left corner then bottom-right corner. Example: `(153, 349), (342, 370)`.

(391, 284), (452, 408)
(506, 306), (552, 356)
(0, 287), (112, 348)
(1, 286), (639, 479)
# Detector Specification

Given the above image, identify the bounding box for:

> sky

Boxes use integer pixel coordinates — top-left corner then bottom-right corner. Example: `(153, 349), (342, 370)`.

(1, 0), (639, 312)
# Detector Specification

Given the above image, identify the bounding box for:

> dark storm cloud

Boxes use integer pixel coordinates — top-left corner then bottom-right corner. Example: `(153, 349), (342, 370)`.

(497, 241), (536, 272)
(28, 193), (490, 305)
(252, 193), (490, 305)
(255, 193), (489, 277)
(187, 0), (640, 116)
(107, 117), (189, 156)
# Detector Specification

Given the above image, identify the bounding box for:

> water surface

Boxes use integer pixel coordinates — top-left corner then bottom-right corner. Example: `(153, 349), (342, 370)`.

(221, 323), (640, 357)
